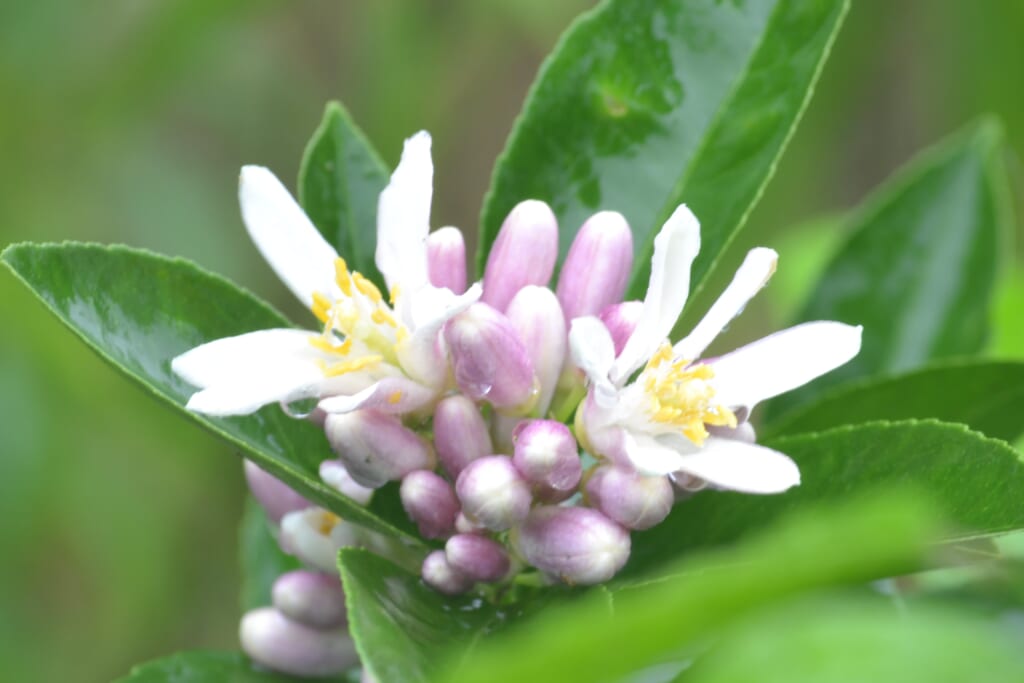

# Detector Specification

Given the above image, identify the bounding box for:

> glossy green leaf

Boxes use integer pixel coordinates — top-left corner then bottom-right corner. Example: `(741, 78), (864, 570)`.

(239, 497), (301, 611)
(0, 242), (416, 541)
(762, 359), (1024, 443)
(298, 101), (389, 289)
(627, 420), (1024, 578)
(115, 650), (304, 682)
(441, 492), (936, 683)
(479, 0), (848, 302)
(767, 120), (1012, 417)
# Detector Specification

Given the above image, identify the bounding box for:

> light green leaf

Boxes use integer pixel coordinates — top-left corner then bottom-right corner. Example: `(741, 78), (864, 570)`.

(627, 420), (1024, 577)
(114, 650), (305, 682)
(1, 242), (417, 542)
(762, 359), (1024, 443)
(479, 0), (849, 305)
(239, 497), (301, 611)
(298, 101), (389, 289)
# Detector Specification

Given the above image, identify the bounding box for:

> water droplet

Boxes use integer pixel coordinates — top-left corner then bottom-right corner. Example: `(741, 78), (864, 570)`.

(280, 398), (318, 419)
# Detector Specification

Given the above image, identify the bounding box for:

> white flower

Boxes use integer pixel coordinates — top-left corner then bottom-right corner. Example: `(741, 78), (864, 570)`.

(570, 205), (862, 494)
(172, 132), (480, 417)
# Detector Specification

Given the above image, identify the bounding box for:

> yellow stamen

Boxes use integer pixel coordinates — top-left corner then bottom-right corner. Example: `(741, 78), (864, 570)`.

(334, 258), (353, 296)
(387, 390), (403, 405)
(389, 284), (401, 305)
(309, 336), (352, 355)
(643, 355), (737, 447)
(311, 292), (333, 324)
(320, 354), (382, 377)
(317, 511), (342, 535)
(371, 307), (399, 328)
(353, 272), (383, 303)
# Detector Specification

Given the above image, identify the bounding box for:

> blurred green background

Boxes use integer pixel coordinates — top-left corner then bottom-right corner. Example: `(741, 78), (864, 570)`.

(1, 1), (1021, 680)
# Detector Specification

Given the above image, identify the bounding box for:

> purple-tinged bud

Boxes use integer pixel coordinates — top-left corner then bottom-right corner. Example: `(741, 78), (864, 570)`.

(557, 212), (634, 322)
(585, 466), (673, 530)
(444, 303), (538, 413)
(455, 511), (486, 535)
(670, 471), (708, 500)
(456, 456), (532, 531)
(244, 460), (312, 524)
(400, 470), (459, 539)
(515, 506), (630, 585)
(240, 607), (357, 677)
(324, 409), (435, 488)
(421, 550), (474, 595)
(512, 420), (582, 503)
(280, 509), (361, 573)
(445, 534), (510, 582)
(433, 395), (493, 479)
(506, 285), (567, 415)
(272, 570), (347, 629)
(427, 226), (467, 294)
(319, 459), (374, 506)
(482, 200), (558, 311)
(598, 301), (644, 356)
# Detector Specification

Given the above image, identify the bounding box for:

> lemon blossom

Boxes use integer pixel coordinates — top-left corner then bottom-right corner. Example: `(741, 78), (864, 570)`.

(570, 205), (862, 494)
(172, 132), (481, 417)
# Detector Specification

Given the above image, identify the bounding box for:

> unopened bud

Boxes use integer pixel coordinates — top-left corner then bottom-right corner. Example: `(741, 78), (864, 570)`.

(427, 226), (467, 294)
(585, 465), (673, 530)
(433, 395), (493, 478)
(240, 607), (357, 677)
(515, 506), (630, 585)
(670, 471), (708, 499)
(272, 570), (347, 629)
(280, 508), (360, 573)
(421, 549), (473, 595)
(456, 456), (532, 531)
(400, 470), (459, 539)
(482, 200), (558, 311)
(598, 301), (644, 356)
(505, 285), (567, 415)
(512, 420), (582, 503)
(445, 534), (510, 582)
(556, 212), (633, 322)
(319, 459), (375, 506)
(244, 460), (312, 524)
(455, 511), (486, 535)
(324, 409), (435, 488)
(444, 303), (538, 413)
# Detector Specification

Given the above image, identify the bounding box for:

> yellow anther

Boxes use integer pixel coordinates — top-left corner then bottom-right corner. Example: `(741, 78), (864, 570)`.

(371, 307), (399, 328)
(646, 343), (674, 370)
(389, 284), (401, 305)
(352, 272), (383, 303)
(311, 292), (333, 324)
(320, 354), (382, 377)
(643, 359), (737, 447)
(309, 336), (352, 356)
(387, 390), (403, 405)
(317, 511), (342, 534)
(334, 258), (353, 296)
(396, 326), (410, 343)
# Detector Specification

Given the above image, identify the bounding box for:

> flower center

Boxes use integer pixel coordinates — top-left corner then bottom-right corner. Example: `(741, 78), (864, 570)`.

(642, 343), (737, 445)
(309, 257), (409, 375)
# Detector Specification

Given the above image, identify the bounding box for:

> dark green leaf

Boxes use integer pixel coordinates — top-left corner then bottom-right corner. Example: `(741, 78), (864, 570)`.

(627, 420), (1024, 578)
(479, 0), (849, 304)
(441, 492), (937, 683)
(762, 359), (1024, 443)
(298, 101), (389, 289)
(114, 650), (305, 682)
(239, 497), (301, 611)
(1, 242), (416, 541)
(767, 120), (1012, 417)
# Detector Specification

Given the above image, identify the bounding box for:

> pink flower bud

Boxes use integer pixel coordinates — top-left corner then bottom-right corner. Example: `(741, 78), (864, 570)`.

(512, 420), (582, 503)
(444, 303), (538, 413)
(456, 456), (532, 531)
(455, 511), (486, 535)
(445, 534), (510, 583)
(515, 506), (630, 585)
(240, 607), (358, 677)
(585, 466), (673, 530)
(598, 301), (644, 356)
(319, 459), (375, 506)
(280, 508), (361, 573)
(421, 549), (473, 595)
(433, 395), (493, 479)
(272, 570), (347, 629)
(244, 460), (312, 524)
(556, 212), (634, 322)
(427, 226), (467, 294)
(400, 470), (459, 539)
(482, 200), (558, 311)
(505, 285), (567, 415)
(324, 409), (435, 488)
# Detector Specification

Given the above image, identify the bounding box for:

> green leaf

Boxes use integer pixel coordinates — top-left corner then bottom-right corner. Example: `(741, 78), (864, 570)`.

(0, 242), (416, 541)
(479, 0), (849, 303)
(762, 359), (1024, 443)
(114, 650), (305, 682)
(298, 101), (390, 289)
(239, 497), (301, 611)
(627, 420), (1024, 578)
(440, 491), (937, 683)
(767, 120), (1012, 417)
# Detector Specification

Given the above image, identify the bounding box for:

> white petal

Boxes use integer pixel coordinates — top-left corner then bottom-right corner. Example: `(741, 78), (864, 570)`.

(673, 437), (800, 494)
(674, 247), (777, 361)
(711, 321), (863, 410)
(621, 432), (688, 476)
(240, 166), (340, 308)
(396, 282), (482, 387)
(317, 377), (435, 415)
(569, 316), (617, 407)
(612, 205), (700, 383)
(376, 131), (433, 295)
